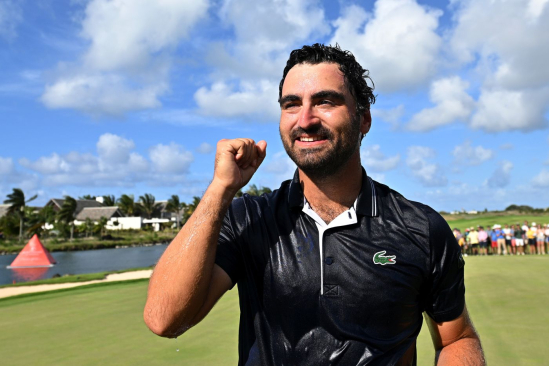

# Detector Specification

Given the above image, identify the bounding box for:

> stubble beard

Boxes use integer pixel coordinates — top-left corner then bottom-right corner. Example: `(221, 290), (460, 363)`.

(280, 116), (361, 181)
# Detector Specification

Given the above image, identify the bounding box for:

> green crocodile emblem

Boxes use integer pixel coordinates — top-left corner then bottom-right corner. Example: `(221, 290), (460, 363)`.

(373, 250), (396, 265)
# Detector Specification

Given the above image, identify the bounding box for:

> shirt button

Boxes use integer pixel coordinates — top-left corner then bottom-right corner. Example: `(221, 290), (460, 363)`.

(325, 257), (334, 265)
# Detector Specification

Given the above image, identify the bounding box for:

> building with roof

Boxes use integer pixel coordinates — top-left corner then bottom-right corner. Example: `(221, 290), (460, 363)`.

(0, 204), (9, 218)
(45, 198), (104, 215)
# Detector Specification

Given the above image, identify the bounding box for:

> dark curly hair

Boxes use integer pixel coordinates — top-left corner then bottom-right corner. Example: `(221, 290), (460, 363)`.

(279, 43), (376, 115)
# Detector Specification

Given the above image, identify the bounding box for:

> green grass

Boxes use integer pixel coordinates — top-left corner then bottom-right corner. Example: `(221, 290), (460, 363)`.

(444, 213), (549, 232)
(0, 266), (153, 289)
(1, 257), (548, 365)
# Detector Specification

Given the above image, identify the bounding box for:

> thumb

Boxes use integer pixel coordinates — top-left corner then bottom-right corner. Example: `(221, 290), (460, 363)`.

(252, 140), (267, 168)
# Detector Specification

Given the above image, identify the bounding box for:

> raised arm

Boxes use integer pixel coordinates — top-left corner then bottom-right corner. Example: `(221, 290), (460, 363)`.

(425, 305), (485, 365)
(143, 138), (267, 338)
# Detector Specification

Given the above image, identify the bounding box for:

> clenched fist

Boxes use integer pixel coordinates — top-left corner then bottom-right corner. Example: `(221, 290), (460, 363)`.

(213, 138), (267, 194)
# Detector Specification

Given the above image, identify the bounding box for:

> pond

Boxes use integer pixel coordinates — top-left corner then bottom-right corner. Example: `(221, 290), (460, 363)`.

(0, 244), (167, 286)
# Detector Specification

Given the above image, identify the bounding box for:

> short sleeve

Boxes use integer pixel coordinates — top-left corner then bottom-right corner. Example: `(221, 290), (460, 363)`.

(214, 204), (244, 289)
(424, 210), (465, 323)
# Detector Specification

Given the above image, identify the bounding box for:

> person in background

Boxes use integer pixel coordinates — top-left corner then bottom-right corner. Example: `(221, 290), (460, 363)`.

(513, 224), (525, 255)
(495, 225), (506, 255)
(536, 224), (545, 255)
(477, 226), (488, 256)
(545, 224), (549, 254)
(488, 226), (496, 255)
(526, 225), (536, 254)
(503, 224), (514, 255)
(469, 227), (479, 256)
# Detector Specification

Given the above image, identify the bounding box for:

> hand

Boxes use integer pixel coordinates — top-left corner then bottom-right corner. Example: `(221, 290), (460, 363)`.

(213, 138), (267, 194)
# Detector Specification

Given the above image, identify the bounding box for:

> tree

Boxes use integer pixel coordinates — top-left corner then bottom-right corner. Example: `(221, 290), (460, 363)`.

(244, 184), (272, 196)
(137, 193), (161, 219)
(166, 195), (187, 229)
(102, 195), (116, 206)
(57, 196), (77, 241)
(117, 194), (138, 216)
(79, 195), (96, 200)
(96, 216), (108, 237)
(183, 196), (201, 223)
(26, 205), (55, 237)
(3, 188), (38, 242)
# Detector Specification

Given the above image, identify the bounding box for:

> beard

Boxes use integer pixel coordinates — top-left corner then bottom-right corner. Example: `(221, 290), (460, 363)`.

(280, 115), (361, 180)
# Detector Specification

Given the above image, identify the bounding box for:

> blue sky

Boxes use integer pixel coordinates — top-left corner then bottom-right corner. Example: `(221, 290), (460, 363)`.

(0, 0), (548, 212)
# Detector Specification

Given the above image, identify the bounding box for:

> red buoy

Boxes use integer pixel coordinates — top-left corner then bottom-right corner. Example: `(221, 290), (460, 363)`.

(8, 234), (56, 268)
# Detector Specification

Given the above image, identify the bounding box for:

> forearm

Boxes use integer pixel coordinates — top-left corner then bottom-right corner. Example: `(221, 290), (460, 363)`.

(144, 181), (235, 336)
(436, 336), (485, 366)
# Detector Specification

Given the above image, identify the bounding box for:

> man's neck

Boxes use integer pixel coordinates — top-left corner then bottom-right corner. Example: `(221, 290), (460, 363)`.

(299, 154), (363, 224)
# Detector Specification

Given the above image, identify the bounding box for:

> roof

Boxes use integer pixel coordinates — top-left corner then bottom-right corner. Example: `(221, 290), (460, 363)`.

(46, 199), (103, 214)
(0, 204), (9, 218)
(75, 207), (124, 221)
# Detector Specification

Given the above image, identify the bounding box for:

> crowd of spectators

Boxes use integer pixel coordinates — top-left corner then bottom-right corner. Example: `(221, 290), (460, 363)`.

(453, 221), (549, 256)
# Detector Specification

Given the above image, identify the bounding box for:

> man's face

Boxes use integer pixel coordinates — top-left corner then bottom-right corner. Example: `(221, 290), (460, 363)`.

(279, 63), (370, 179)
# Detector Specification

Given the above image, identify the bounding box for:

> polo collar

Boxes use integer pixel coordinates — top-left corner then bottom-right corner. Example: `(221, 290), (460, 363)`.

(288, 167), (378, 217)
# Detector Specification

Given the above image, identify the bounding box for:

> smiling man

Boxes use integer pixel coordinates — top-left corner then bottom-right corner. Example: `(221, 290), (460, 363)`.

(144, 44), (485, 365)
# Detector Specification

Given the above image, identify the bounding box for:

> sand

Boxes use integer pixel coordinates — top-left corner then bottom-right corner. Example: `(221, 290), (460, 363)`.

(0, 270), (153, 299)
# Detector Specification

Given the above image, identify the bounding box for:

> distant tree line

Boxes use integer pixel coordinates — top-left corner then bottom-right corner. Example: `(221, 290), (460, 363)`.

(504, 204), (549, 213)
(1, 184), (272, 243)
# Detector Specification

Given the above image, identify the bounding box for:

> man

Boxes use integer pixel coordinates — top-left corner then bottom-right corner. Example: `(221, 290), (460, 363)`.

(503, 224), (514, 255)
(144, 44), (484, 365)
(468, 227), (479, 256)
(477, 226), (488, 256)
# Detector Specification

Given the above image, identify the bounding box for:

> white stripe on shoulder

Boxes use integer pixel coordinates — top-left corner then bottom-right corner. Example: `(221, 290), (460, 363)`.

(368, 176), (377, 216)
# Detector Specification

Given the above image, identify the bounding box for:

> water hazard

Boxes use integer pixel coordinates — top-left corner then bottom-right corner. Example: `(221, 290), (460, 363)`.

(0, 244), (167, 286)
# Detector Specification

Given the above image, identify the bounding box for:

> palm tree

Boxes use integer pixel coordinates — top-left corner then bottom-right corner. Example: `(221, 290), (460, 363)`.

(57, 196), (77, 241)
(166, 195), (187, 229)
(244, 185), (272, 196)
(26, 205), (55, 237)
(96, 216), (108, 238)
(79, 194), (96, 200)
(102, 195), (116, 206)
(117, 194), (137, 216)
(4, 188), (38, 242)
(183, 196), (201, 223)
(137, 193), (161, 219)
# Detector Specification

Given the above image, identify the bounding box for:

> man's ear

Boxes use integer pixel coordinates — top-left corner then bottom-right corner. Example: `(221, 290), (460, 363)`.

(360, 110), (372, 135)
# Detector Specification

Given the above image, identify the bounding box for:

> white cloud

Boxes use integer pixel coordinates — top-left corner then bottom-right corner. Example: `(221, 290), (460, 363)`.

(0, 0), (22, 41)
(470, 88), (549, 132)
(532, 169), (549, 187)
(17, 134), (192, 188)
(262, 151), (296, 182)
(486, 160), (513, 188)
(96, 133), (135, 164)
(209, 0), (329, 80)
(19, 153), (70, 175)
(408, 76), (475, 131)
(196, 143), (214, 154)
(196, 0), (329, 119)
(499, 143), (514, 150)
(330, 0), (442, 92)
(452, 141), (494, 166)
(372, 105), (404, 127)
(194, 80), (280, 120)
(361, 145), (400, 172)
(41, 0), (209, 116)
(149, 143), (194, 174)
(406, 146), (447, 187)
(449, 0), (549, 132)
(451, 0), (549, 90)
(0, 156), (14, 174)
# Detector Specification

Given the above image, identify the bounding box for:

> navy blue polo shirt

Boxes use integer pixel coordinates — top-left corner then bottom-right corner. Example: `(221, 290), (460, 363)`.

(215, 169), (465, 365)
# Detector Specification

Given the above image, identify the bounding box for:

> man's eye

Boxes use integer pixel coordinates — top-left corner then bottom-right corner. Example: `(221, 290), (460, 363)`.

(283, 103), (298, 109)
(319, 100), (333, 105)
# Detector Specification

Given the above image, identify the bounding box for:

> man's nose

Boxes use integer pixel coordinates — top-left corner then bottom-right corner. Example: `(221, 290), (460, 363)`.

(297, 104), (320, 130)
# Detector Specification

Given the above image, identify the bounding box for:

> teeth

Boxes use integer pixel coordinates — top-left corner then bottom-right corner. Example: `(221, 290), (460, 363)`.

(300, 137), (318, 142)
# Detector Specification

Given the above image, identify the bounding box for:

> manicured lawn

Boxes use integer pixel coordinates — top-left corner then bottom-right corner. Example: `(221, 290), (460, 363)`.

(444, 214), (549, 232)
(1, 256), (548, 365)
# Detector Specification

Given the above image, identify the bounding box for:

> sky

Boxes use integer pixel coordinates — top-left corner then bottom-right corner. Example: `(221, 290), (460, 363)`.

(0, 0), (548, 212)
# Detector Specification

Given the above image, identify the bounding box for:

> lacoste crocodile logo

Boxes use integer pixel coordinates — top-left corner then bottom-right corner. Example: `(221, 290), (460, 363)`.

(373, 251), (396, 265)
